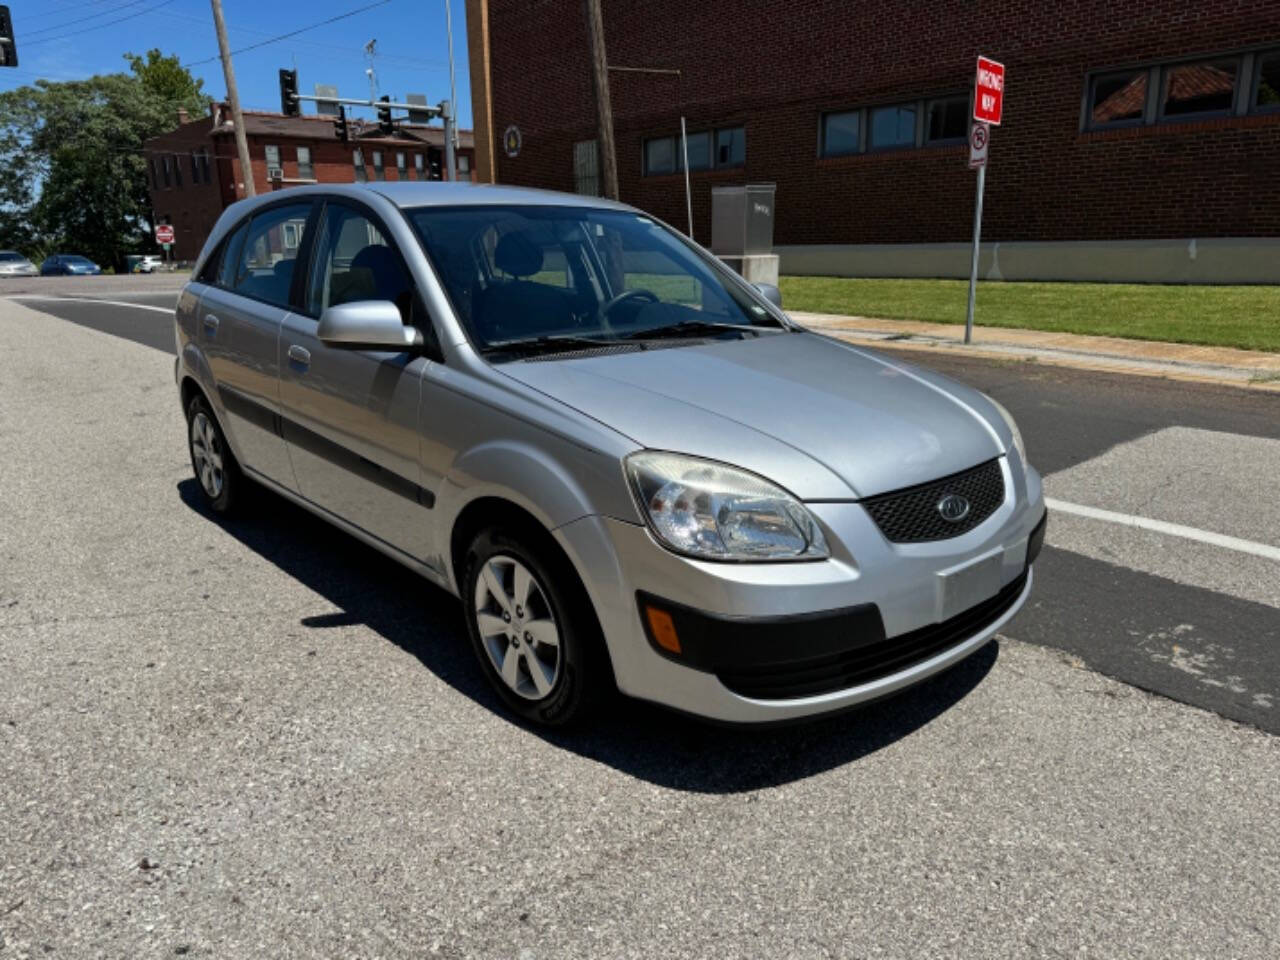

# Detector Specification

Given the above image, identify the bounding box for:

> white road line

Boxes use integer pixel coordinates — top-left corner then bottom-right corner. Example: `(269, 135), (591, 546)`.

(1046, 497), (1280, 562)
(7, 295), (174, 314)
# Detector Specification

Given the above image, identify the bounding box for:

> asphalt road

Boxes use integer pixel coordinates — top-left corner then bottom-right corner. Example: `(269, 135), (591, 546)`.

(3, 289), (1279, 958)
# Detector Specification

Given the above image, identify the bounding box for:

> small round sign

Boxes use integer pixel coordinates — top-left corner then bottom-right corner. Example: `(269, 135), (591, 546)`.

(970, 124), (988, 152)
(503, 125), (522, 158)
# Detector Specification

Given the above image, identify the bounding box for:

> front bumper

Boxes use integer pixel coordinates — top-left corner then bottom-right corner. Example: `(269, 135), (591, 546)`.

(555, 456), (1045, 724)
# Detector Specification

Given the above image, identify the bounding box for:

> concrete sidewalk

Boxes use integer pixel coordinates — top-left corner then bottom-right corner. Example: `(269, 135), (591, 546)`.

(793, 311), (1280, 390)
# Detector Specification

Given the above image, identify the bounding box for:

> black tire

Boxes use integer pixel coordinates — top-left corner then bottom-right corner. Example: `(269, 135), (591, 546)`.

(462, 524), (611, 727)
(185, 392), (243, 515)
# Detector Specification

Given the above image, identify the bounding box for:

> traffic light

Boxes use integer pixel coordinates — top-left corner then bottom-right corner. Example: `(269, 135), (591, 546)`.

(377, 95), (393, 136)
(427, 147), (442, 181)
(334, 106), (349, 144)
(0, 6), (18, 68)
(279, 68), (299, 117)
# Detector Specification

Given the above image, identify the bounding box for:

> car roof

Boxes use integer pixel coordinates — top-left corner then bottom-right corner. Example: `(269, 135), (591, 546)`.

(232, 181), (634, 213)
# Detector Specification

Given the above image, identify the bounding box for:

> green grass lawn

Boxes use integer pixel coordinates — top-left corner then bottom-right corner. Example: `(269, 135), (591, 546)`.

(778, 277), (1280, 353)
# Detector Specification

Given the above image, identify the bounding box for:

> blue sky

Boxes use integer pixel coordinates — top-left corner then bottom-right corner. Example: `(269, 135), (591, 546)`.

(3, 0), (473, 128)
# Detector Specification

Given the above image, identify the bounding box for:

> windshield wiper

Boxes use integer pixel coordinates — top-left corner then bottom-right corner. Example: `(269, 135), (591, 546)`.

(619, 319), (778, 341)
(483, 333), (640, 358)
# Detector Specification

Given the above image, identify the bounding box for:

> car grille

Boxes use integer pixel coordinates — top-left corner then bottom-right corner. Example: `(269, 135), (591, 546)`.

(717, 569), (1028, 701)
(862, 458), (1005, 543)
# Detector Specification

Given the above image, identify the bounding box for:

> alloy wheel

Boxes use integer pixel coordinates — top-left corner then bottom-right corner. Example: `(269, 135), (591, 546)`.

(190, 411), (224, 499)
(474, 554), (562, 700)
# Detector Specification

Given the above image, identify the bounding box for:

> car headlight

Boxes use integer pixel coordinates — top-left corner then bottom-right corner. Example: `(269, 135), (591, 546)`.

(986, 396), (1026, 465)
(625, 452), (829, 562)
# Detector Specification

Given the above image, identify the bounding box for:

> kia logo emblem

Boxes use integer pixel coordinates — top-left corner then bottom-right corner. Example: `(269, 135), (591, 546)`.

(937, 494), (971, 523)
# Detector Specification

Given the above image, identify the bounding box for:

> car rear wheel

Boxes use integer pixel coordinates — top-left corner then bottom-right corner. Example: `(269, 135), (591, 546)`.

(186, 393), (242, 515)
(462, 524), (610, 727)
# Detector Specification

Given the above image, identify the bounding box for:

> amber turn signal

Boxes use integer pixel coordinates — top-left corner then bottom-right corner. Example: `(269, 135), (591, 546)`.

(644, 605), (681, 655)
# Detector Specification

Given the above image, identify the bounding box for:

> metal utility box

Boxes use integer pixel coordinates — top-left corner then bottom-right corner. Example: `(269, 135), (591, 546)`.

(711, 183), (776, 257)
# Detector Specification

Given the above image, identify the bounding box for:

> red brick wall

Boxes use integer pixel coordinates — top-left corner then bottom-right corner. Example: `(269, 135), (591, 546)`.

(145, 118), (229, 262)
(486, 0), (1280, 245)
(146, 119), (477, 260)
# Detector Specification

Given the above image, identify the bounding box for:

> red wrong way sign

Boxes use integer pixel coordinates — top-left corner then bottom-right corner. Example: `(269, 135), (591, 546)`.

(974, 56), (1005, 125)
(155, 224), (174, 245)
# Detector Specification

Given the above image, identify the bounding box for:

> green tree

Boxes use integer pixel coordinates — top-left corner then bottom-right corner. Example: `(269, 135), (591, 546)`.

(125, 48), (210, 113)
(0, 52), (207, 268)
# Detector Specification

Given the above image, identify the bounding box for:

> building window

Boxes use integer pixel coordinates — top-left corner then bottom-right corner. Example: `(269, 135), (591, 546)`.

(264, 144), (281, 178)
(200, 151), (211, 184)
(297, 146), (313, 180)
(189, 151), (200, 184)
(869, 104), (916, 150)
(644, 136), (675, 175)
(714, 126), (745, 167)
(173, 153), (182, 187)
(413, 154), (424, 180)
(925, 94), (969, 144)
(1088, 69), (1148, 128)
(1257, 50), (1280, 112)
(396, 151), (407, 179)
(458, 153), (471, 176)
(353, 148), (368, 182)
(372, 150), (385, 181)
(1161, 58), (1239, 118)
(680, 130), (711, 171)
(820, 110), (860, 157)
(149, 157), (158, 188)
(646, 125), (744, 175)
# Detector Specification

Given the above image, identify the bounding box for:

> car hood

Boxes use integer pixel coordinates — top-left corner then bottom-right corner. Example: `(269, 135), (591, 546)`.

(499, 331), (1007, 500)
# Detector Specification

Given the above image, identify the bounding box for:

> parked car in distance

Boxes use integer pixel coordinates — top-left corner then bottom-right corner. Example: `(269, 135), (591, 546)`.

(175, 183), (1046, 728)
(134, 254), (164, 274)
(0, 251), (38, 277)
(41, 254), (102, 276)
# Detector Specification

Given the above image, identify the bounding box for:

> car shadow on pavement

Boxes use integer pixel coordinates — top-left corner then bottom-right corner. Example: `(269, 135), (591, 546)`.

(179, 479), (998, 794)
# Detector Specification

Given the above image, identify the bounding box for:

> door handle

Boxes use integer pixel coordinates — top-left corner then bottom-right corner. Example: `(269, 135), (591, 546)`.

(202, 314), (219, 335)
(288, 344), (311, 367)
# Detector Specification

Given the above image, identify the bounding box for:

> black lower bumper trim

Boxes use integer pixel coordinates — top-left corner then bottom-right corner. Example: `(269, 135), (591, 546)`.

(1027, 508), (1048, 566)
(639, 567), (1031, 702)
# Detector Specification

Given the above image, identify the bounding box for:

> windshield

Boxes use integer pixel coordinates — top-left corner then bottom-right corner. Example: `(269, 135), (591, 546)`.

(0, 253), (24, 263)
(63, 256), (94, 266)
(407, 205), (783, 354)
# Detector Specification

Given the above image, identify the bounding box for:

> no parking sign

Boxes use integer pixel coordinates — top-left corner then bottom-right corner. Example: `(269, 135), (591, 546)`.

(968, 122), (989, 169)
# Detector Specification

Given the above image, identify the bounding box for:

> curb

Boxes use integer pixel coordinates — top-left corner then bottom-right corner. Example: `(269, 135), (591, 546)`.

(794, 316), (1280, 393)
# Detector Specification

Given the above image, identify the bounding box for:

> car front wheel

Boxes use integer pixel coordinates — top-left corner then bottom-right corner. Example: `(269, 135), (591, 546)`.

(463, 525), (610, 727)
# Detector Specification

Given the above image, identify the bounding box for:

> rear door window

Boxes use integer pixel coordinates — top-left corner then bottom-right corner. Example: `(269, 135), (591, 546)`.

(232, 203), (313, 309)
(216, 221), (249, 289)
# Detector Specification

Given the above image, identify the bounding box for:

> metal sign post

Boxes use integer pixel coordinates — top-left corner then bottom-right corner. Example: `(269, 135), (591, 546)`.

(964, 56), (1005, 345)
(964, 151), (986, 345)
(964, 121), (990, 344)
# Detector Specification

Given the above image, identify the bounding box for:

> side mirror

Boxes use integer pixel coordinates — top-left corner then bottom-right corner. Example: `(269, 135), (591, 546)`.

(317, 300), (424, 352)
(754, 282), (782, 309)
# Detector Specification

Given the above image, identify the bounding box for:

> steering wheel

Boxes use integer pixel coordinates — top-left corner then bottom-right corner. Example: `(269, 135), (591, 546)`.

(600, 288), (659, 329)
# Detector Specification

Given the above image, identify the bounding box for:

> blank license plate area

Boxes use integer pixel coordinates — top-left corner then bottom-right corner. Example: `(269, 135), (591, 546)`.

(937, 551), (1003, 621)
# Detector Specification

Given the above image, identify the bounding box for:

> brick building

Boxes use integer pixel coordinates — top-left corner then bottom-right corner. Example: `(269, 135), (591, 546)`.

(144, 103), (476, 261)
(466, 0), (1280, 282)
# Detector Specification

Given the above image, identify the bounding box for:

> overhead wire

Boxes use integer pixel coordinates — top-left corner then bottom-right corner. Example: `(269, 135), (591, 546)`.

(24, 0), (180, 47)
(23, 0), (156, 39)
(182, 0), (394, 68)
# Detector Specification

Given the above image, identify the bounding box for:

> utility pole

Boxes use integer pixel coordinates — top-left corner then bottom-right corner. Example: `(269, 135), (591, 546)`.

(442, 99), (458, 182)
(209, 0), (255, 198)
(444, 0), (460, 165)
(582, 0), (618, 200)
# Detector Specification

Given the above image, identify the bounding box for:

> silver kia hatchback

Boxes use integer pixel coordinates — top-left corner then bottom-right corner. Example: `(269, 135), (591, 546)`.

(174, 183), (1045, 727)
